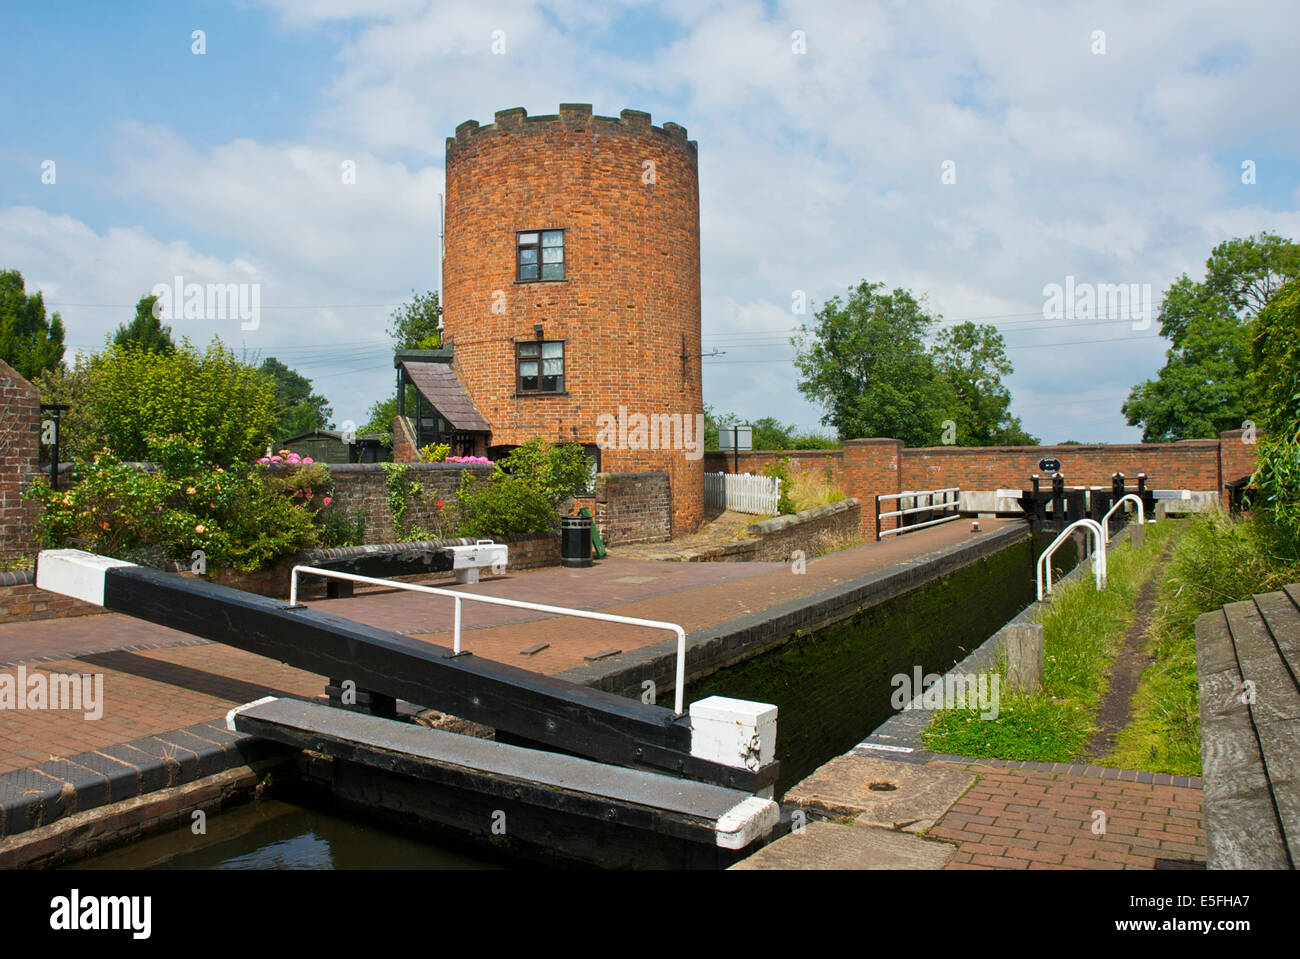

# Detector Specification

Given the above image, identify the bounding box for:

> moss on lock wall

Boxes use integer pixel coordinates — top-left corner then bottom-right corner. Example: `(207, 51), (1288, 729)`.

(679, 531), (1077, 794)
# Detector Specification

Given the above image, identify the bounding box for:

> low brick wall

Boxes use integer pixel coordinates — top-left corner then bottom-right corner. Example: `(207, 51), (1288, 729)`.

(0, 571), (104, 626)
(676, 498), (861, 563)
(0, 359), (41, 563)
(744, 498), (861, 561)
(320, 462), (494, 542)
(703, 433), (1254, 541)
(595, 472), (671, 545)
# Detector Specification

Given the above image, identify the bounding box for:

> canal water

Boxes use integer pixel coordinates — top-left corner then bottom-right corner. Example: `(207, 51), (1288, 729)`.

(69, 797), (507, 870)
(683, 530), (1073, 793)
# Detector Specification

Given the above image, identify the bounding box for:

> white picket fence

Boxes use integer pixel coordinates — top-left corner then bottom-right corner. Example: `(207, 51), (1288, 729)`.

(704, 472), (782, 515)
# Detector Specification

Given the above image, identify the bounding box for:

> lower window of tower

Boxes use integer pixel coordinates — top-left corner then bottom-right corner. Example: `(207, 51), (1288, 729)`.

(517, 340), (564, 393)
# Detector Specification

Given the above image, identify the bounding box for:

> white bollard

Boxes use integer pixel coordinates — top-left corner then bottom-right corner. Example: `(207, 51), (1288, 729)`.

(35, 549), (134, 605)
(689, 695), (778, 799)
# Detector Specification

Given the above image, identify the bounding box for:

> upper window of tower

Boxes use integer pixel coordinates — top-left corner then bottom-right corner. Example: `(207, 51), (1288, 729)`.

(517, 230), (565, 281)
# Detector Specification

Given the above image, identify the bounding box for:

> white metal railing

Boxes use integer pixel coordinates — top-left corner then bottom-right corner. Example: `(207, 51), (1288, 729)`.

(704, 471), (782, 514)
(1036, 519), (1106, 601)
(1101, 493), (1147, 542)
(289, 565), (690, 715)
(876, 487), (961, 540)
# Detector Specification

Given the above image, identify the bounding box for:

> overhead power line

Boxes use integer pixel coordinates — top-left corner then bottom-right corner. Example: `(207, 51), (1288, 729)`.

(702, 331), (1166, 363)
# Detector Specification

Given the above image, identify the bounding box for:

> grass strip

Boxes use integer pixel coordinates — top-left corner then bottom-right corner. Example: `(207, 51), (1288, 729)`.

(1108, 510), (1300, 776)
(920, 519), (1181, 763)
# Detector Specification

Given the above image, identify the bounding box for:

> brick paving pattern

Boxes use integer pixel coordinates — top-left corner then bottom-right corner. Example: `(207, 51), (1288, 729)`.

(930, 760), (1206, 869)
(0, 648), (323, 772)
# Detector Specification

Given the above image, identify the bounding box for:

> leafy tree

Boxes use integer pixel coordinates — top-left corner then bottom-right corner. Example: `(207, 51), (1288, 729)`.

(787, 429), (841, 449)
(793, 280), (953, 447)
(259, 357), (333, 439)
(360, 396), (397, 445)
(1123, 233), (1300, 441)
(358, 291), (441, 446)
(1250, 279), (1300, 539)
(33, 358), (104, 462)
(113, 295), (175, 354)
(389, 290), (442, 350)
(81, 337), (277, 463)
(0, 269), (64, 380)
(1251, 277), (1300, 438)
(932, 322), (1037, 445)
(703, 408), (842, 451)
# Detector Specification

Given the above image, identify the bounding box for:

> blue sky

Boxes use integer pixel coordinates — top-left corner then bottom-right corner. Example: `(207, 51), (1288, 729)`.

(2, 0), (1298, 444)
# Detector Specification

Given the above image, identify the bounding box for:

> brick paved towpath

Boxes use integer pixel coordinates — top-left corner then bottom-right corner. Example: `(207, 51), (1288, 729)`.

(931, 760), (1205, 869)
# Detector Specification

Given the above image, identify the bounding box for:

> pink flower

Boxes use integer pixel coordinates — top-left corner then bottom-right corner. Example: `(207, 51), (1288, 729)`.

(323, 496), (332, 506)
(270, 456), (282, 463)
(257, 457), (270, 465)
(303, 457), (314, 465)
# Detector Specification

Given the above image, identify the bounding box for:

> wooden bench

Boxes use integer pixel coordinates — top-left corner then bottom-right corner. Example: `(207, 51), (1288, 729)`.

(1195, 584), (1300, 868)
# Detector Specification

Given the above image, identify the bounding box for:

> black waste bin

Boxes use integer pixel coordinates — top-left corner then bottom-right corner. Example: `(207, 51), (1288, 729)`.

(561, 515), (593, 568)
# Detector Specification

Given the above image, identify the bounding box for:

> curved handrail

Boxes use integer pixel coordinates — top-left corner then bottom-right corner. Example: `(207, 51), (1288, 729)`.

(1036, 518), (1106, 601)
(1101, 493), (1146, 542)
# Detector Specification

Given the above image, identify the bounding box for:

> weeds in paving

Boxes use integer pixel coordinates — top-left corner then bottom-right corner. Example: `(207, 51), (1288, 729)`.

(920, 519), (1181, 763)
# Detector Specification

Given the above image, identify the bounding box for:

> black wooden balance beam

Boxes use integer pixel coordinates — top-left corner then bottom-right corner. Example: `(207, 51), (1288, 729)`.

(228, 696), (779, 866)
(35, 550), (779, 792)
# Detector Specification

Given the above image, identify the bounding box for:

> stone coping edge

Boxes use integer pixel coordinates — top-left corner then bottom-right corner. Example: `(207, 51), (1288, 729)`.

(0, 718), (292, 840)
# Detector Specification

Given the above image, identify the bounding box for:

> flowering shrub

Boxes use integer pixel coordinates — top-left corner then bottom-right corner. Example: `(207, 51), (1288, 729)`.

(455, 439), (587, 537)
(257, 449), (333, 512)
(446, 455), (492, 464)
(27, 437), (323, 572)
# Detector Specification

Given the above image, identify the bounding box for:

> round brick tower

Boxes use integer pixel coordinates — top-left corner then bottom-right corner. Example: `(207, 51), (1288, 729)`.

(442, 104), (703, 536)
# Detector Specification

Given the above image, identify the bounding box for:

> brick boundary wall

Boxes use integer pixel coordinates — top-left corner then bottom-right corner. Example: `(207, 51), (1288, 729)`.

(304, 461), (495, 543)
(1218, 428), (1257, 488)
(703, 432), (1257, 539)
(0, 359), (40, 562)
(901, 439), (1224, 493)
(740, 498), (861, 562)
(702, 450), (844, 477)
(843, 439), (904, 541)
(595, 471), (671, 546)
(210, 530), (563, 599)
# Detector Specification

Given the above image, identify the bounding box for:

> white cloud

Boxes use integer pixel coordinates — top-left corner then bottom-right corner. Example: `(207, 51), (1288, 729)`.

(6, 0), (1299, 444)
